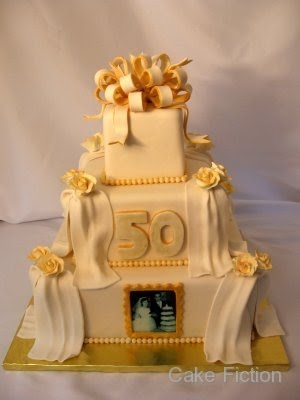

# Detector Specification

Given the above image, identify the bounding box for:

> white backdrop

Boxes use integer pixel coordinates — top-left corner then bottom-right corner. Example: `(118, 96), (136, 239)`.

(1, 0), (300, 223)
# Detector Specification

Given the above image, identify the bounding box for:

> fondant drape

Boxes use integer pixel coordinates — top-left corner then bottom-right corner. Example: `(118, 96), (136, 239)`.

(204, 272), (285, 365)
(204, 272), (258, 365)
(52, 189), (120, 289)
(23, 266), (84, 362)
(186, 182), (233, 277)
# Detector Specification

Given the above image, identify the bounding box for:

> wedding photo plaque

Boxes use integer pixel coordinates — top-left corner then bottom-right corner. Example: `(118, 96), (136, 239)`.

(124, 283), (184, 338)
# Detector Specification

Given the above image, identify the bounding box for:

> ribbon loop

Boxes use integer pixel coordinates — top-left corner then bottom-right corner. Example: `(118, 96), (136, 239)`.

(149, 85), (173, 108)
(119, 73), (141, 94)
(140, 65), (164, 88)
(94, 69), (117, 91)
(172, 88), (191, 105)
(94, 87), (109, 105)
(131, 53), (152, 78)
(152, 53), (171, 73)
(105, 84), (128, 106)
(110, 56), (130, 78)
(165, 67), (188, 90)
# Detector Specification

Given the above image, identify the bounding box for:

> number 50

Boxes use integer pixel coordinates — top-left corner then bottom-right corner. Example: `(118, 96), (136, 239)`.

(115, 210), (185, 259)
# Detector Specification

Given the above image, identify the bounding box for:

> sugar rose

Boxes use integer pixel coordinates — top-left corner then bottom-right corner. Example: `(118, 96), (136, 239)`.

(232, 253), (258, 277)
(193, 167), (221, 190)
(37, 253), (64, 277)
(255, 250), (273, 270)
(28, 246), (51, 262)
(62, 169), (97, 195)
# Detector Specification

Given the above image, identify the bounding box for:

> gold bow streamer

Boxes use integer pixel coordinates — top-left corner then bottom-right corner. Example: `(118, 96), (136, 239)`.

(87, 53), (207, 146)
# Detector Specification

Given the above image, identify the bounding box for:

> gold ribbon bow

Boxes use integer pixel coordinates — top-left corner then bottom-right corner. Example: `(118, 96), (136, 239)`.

(86, 53), (211, 148)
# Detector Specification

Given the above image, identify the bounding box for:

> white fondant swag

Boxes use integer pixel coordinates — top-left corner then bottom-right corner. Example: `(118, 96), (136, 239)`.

(186, 182), (234, 277)
(204, 271), (285, 365)
(52, 189), (120, 289)
(25, 266), (84, 362)
(204, 272), (257, 365)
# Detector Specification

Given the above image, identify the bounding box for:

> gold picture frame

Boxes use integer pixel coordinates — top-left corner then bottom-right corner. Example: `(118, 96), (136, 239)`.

(124, 283), (184, 338)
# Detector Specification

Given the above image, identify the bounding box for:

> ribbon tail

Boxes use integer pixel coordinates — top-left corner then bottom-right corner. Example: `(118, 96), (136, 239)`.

(169, 104), (191, 144)
(104, 104), (129, 145)
(83, 104), (107, 121)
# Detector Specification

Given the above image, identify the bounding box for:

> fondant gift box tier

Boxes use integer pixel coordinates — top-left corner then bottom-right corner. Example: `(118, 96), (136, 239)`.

(92, 53), (196, 183)
(17, 53), (285, 366)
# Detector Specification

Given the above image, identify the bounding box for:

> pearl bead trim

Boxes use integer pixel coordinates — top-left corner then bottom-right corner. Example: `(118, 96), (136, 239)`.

(109, 259), (189, 268)
(84, 337), (204, 344)
(101, 174), (188, 186)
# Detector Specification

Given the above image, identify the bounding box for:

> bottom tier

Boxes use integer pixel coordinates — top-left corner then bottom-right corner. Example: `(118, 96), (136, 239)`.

(80, 266), (256, 340)
(16, 262), (285, 365)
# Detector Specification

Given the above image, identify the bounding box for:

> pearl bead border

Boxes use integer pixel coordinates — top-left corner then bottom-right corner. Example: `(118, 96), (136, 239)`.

(109, 259), (189, 268)
(84, 337), (204, 345)
(101, 174), (188, 186)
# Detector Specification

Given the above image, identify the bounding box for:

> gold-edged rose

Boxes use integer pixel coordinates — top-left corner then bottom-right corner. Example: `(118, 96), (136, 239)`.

(193, 161), (235, 193)
(28, 246), (64, 277)
(28, 246), (51, 262)
(62, 169), (97, 195)
(232, 253), (258, 277)
(232, 250), (273, 277)
(193, 167), (221, 190)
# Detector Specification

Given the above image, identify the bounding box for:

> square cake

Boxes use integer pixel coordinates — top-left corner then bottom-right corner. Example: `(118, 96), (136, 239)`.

(16, 52), (285, 366)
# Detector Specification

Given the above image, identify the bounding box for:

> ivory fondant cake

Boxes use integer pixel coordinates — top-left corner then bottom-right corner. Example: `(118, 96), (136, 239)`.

(17, 53), (285, 365)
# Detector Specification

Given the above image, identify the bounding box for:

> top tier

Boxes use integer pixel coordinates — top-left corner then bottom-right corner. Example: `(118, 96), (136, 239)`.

(92, 53), (192, 182)
(103, 105), (185, 181)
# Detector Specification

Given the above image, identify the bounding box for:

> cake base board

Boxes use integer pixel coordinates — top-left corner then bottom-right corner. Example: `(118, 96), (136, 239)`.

(3, 311), (290, 372)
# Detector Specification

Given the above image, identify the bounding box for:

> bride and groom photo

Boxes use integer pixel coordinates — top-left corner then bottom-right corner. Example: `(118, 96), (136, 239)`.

(130, 290), (176, 333)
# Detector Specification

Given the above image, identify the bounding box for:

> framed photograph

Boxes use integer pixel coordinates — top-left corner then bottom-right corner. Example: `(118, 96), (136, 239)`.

(124, 283), (183, 338)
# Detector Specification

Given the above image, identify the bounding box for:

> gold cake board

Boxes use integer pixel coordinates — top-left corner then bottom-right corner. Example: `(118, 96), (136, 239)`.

(3, 312), (290, 372)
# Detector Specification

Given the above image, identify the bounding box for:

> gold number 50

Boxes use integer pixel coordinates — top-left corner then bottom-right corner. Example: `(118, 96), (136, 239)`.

(115, 210), (184, 259)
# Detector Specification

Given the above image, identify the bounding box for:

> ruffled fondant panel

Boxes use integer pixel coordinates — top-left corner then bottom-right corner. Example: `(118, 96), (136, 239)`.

(186, 182), (233, 277)
(204, 272), (258, 365)
(27, 266), (84, 362)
